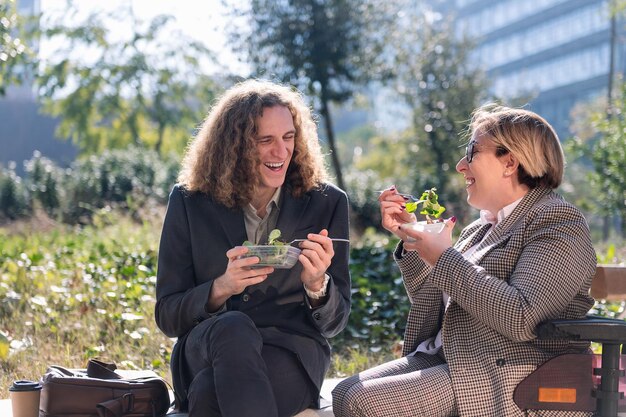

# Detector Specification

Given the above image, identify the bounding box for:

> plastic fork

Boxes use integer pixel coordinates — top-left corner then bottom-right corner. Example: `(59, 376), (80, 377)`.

(375, 190), (426, 203)
(288, 238), (350, 245)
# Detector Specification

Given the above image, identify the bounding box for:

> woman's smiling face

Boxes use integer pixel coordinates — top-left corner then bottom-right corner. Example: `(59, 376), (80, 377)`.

(456, 131), (514, 214)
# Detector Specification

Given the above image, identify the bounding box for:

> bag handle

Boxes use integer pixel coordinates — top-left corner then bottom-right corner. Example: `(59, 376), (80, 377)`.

(87, 359), (122, 380)
(96, 392), (134, 417)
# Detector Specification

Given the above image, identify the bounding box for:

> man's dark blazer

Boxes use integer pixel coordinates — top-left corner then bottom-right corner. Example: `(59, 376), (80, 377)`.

(155, 183), (351, 410)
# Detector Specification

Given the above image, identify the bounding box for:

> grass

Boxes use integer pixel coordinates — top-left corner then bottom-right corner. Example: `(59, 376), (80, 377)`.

(0, 208), (174, 393)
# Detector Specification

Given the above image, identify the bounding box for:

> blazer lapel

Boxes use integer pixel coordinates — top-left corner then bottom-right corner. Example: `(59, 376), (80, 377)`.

(457, 222), (492, 254)
(276, 190), (311, 243)
(466, 186), (553, 264)
(214, 203), (247, 248)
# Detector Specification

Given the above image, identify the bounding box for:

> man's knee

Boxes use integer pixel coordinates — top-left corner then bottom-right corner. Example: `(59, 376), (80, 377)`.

(187, 367), (220, 417)
(204, 311), (261, 345)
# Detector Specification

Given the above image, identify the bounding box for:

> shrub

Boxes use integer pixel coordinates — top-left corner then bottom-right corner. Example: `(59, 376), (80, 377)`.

(1, 148), (180, 225)
(24, 151), (64, 215)
(331, 235), (409, 354)
(0, 163), (31, 221)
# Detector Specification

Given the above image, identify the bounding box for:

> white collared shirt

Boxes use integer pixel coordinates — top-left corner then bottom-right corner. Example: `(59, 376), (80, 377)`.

(242, 188), (282, 244)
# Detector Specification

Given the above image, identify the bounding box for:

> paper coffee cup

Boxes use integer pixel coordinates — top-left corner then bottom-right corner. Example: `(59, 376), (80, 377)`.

(9, 380), (42, 417)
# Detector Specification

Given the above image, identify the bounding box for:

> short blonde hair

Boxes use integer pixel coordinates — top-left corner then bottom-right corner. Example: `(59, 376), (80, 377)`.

(467, 104), (564, 189)
(178, 79), (327, 208)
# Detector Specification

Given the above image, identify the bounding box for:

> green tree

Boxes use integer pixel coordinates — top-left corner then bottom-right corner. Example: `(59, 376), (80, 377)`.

(384, 11), (488, 224)
(0, 0), (35, 95)
(228, 0), (394, 191)
(568, 81), (626, 239)
(36, 6), (221, 155)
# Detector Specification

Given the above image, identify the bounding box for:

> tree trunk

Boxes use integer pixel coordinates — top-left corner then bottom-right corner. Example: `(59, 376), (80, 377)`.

(155, 124), (164, 154)
(319, 96), (345, 191)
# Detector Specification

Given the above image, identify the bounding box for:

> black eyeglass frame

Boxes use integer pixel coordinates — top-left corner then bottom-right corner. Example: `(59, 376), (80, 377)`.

(465, 140), (479, 163)
(465, 140), (507, 163)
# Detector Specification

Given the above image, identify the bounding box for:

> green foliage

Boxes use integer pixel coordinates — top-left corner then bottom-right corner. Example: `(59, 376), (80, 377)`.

(344, 169), (393, 233)
(237, 0), (391, 102)
(0, 148), (179, 224)
(0, 0), (35, 95)
(0, 212), (172, 390)
(566, 80), (626, 238)
(329, 345), (396, 378)
(24, 152), (64, 215)
(387, 11), (488, 226)
(35, 5), (222, 155)
(0, 164), (31, 220)
(351, 129), (416, 180)
(330, 236), (409, 352)
(336, 123), (380, 171)
(596, 244), (617, 264)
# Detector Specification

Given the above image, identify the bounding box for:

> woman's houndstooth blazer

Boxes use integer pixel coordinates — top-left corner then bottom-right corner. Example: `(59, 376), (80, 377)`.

(395, 186), (596, 416)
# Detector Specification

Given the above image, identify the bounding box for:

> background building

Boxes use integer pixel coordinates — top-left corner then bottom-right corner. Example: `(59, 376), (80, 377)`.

(0, 0), (76, 173)
(444, 0), (626, 139)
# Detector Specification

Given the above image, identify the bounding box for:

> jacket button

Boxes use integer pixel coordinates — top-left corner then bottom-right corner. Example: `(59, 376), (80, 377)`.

(313, 312), (321, 320)
(496, 359), (506, 367)
(242, 294), (250, 302)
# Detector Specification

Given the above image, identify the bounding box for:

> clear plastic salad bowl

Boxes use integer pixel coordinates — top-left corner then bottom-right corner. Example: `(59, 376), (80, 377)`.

(240, 245), (302, 269)
(405, 221), (445, 242)
(406, 221), (445, 234)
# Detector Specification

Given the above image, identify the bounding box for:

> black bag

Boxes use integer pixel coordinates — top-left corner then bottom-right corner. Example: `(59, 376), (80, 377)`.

(39, 359), (171, 417)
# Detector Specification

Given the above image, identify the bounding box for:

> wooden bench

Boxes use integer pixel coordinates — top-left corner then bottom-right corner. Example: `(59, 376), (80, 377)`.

(590, 264), (626, 303)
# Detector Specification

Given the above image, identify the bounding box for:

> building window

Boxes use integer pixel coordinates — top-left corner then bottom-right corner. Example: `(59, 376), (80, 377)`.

(458, 0), (584, 39)
(493, 45), (610, 98)
(472, 3), (609, 70)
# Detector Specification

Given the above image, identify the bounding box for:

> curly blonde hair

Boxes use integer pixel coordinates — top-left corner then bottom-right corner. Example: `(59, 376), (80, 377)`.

(178, 79), (328, 208)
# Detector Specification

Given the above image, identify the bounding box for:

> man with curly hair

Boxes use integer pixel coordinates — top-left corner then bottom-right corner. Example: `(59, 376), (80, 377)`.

(155, 79), (351, 417)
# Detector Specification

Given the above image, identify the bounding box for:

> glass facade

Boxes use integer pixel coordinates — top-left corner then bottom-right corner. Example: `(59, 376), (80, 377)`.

(447, 0), (623, 138)
(492, 45), (610, 98)
(474, 3), (609, 71)
(456, 0), (571, 39)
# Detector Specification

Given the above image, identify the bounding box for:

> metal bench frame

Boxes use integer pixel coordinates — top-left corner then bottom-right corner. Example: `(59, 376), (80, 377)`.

(535, 264), (626, 417)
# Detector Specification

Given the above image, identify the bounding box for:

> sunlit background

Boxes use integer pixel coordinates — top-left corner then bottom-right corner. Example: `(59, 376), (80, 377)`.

(1, 0), (626, 397)
(2, 0), (625, 239)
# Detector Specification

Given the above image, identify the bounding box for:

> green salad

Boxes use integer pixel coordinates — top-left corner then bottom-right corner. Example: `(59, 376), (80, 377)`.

(405, 187), (446, 223)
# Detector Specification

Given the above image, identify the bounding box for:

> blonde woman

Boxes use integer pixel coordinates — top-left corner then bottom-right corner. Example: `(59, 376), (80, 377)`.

(333, 105), (596, 416)
(155, 80), (351, 417)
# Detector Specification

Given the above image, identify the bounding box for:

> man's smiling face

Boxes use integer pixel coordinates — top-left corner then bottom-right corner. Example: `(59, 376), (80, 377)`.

(254, 105), (295, 199)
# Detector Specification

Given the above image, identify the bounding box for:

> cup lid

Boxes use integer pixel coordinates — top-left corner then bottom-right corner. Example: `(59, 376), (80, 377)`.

(9, 380), (42, 391)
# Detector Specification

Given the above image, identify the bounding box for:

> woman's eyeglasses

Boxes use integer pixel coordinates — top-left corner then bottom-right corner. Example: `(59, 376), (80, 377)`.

(465, 140), (479, 163)
(465, 140), (507, 163)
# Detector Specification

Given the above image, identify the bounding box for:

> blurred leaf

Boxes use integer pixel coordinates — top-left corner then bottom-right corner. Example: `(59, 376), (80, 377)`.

(0, 331), (9, 360)
(35, 4), (222, 155)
